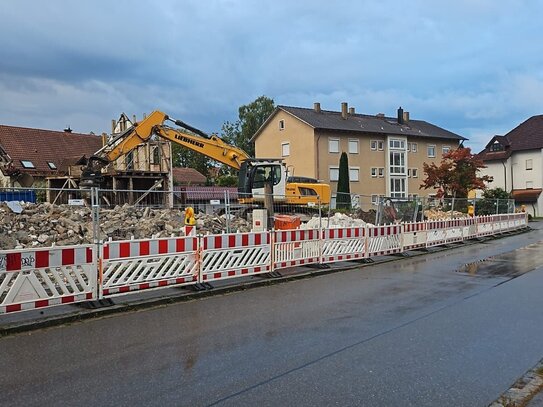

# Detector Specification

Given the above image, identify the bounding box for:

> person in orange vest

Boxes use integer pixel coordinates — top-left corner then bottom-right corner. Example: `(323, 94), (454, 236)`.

(468, 205), (474, 217)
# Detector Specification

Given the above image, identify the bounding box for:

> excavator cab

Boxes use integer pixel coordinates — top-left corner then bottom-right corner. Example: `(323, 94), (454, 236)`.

(238, 159), (287, 202)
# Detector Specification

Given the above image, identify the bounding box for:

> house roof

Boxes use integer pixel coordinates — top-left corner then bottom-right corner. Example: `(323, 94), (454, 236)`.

(511, 188), (542, 202)
(252, 105), (466, 141)
(0, 124), (103, 176)
(478, 115), (543, 161)
(172, 167), (207, 185)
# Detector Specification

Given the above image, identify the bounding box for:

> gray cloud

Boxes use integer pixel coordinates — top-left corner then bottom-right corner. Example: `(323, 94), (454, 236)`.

(1, 0), (542, 153)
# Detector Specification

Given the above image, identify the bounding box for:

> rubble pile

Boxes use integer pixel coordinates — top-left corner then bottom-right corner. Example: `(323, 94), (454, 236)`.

(424, 209), (468, 220)
(302, 212), (370, 229)
(195, 213), (250, 235)
(0, 202), (250, 250)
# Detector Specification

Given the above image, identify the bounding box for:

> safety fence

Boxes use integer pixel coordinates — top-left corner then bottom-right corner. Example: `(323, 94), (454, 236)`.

(0, 213), (529, 314)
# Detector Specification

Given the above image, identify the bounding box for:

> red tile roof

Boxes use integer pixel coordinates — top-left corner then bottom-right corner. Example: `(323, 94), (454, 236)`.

(172, 167), (207, 186)
(0, 124), (103, 176)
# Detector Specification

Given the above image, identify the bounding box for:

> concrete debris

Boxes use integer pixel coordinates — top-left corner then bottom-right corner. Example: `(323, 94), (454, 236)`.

(424, 209), (468, 220)
(0, 202), (251, 250)
(302, 212), (370, 229)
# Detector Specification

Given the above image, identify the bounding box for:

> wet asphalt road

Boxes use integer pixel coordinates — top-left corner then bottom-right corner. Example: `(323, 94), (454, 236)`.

(2, 227), (543, 407)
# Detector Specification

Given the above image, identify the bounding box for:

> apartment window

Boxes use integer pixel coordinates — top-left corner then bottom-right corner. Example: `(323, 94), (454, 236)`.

(349, 167), (360, 182)
(407, 143), (411, 152)
(279, 120), (285, 130)
(526, 181), (534, 189)
(371, 167), (377, 177)
(412, 143), (418, 153)
(47, 162), (57, 170)
(526, 159), (533, 170)
(378, 167), (385, 177)
(390, 177), (406, 198)
(389, 139), (405, 150)
(329, 138), (340, 153)
(377, 141), (384, 151)
(407, 169), (411, 178)
(370, 140), (377, 151)
(427, 144), (436, 158)
(348, 139), (359, 154)
(371, 194), (379, 205)
(389, 151), (405, 174)
(442, 146), (450, 155)
(329, 167), (339, 181)
(412, 168), (418, 178)
(281, 142), (290, 157)
(20, 160), (35, 169)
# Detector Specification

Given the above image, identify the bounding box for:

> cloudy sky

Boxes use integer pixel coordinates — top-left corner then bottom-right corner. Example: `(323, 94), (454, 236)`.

(1, 0), (542, 151)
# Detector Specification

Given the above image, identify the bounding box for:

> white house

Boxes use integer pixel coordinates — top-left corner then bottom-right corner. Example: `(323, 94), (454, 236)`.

(477, 115), (543, 216)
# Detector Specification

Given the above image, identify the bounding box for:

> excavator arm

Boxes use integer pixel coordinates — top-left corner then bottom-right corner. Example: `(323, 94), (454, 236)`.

(80, 110), (251, 187)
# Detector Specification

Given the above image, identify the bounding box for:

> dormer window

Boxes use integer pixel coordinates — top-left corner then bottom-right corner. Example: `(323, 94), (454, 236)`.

(490, 142), (504, 152)
(20, 160), (35, 168)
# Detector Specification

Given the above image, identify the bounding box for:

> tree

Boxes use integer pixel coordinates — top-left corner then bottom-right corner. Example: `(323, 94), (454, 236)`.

(171, 143), (212, 178)
(476, 187), (511, 215)
(336, 152), (351, 209)
(221, 95), (275, 157)
(421, 147), (492, 198)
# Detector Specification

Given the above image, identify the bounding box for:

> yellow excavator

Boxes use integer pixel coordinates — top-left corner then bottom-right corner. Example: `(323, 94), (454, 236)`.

(80, 111), (331, 206)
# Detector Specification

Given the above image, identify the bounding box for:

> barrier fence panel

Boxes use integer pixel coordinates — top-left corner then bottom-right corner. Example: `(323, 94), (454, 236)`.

(0, 245), (95, 314)
(477, 215), (495, 237)
(402, 222), (427, 250)
(101, 236), (199, 296)
(462, 217), (478, 240)
(366, 224), (402, 257)
(444, 219), (464, 244)
(321, 227), (366, 263)
(274, 229), (321, 270)
(426, 220), (448, 247)
(200, 232), (271, 282)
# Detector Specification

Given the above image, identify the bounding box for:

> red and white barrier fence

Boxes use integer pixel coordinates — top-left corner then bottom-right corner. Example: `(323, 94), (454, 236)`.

(321, 227), (366, 263)
(0, 245), (95, 314)
(0, 213), (529, 314)
(366, 224), (402, 257)
(402, 222), (427, 250)
(200, 232), (271, 282)
(101, 236), (199, 296)
(273, 229), (321, 270)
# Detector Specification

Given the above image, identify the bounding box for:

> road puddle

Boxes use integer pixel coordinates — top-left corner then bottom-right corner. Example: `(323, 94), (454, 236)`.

(457, 241), (543, 278)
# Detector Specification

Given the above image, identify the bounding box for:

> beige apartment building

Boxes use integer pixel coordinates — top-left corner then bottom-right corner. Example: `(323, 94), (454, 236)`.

(252, 103), (465, 203)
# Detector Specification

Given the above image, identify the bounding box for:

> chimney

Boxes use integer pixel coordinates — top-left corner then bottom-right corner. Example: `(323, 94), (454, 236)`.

(314, 102), (321, 113)
(348, 107), (355, 115)
(341, 102), (348, 119)
(133, 114), (137, 124)
(63, 126), (72, 133)
(403, 111), (410, 122)
(111, 119), (116, 134)
(397, 106), (404, 124)
(101, 132), (107, 146)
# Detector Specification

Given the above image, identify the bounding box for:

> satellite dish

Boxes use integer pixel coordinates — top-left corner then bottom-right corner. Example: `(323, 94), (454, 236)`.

(16, 173), (34, 187)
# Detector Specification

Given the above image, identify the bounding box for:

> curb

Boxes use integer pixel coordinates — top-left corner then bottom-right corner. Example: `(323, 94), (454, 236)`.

(489, 359), (543, 407)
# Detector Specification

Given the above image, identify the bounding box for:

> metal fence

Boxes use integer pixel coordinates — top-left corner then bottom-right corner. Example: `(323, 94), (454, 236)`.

(0, 186), (521, 251)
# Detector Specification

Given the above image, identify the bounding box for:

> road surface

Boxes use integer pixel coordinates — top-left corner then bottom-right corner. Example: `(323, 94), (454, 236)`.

(1, 226), (543, 406)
